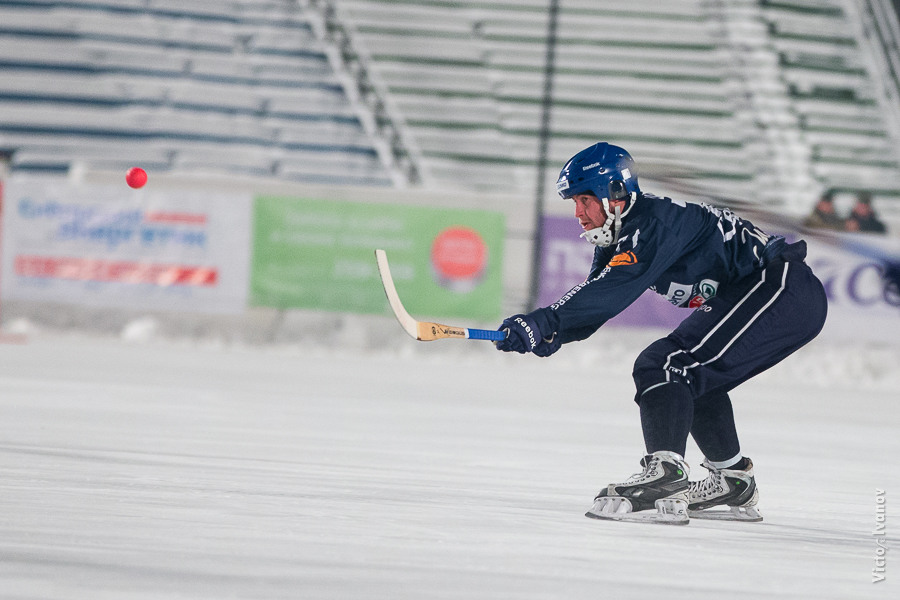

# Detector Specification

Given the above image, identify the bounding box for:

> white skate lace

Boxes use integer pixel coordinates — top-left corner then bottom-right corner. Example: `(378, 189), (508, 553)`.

(620, 456), (658, 485)
(689, 472), (724, 497)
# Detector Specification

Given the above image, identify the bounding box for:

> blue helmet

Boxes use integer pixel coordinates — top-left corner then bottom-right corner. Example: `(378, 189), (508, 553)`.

(556, 142), (641, 247)
(556, 142), (640, 200)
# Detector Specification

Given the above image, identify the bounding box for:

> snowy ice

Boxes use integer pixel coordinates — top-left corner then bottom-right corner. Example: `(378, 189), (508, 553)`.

(0, 322), (898, 599)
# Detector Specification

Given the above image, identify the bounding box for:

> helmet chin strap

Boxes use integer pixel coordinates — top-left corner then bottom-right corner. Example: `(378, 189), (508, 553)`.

(579, 192), (636, 247)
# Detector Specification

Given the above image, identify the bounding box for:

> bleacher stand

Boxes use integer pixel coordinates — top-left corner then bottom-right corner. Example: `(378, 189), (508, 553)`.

(0, 0), (394, 187)
(1, 0), (899, 221)
(334, 0), (759, 204)
(333, 0), (900, 218)
(761, 0), (900, 215)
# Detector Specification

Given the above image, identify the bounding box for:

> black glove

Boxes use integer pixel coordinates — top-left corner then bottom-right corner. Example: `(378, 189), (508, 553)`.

(495, 311), (561, 357)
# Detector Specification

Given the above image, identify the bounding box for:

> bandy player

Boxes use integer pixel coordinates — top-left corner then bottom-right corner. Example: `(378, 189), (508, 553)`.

(495, 142), (828, 524)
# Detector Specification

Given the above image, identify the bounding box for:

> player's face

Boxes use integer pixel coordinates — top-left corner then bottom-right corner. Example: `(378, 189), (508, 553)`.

(572, 194), (607, 231)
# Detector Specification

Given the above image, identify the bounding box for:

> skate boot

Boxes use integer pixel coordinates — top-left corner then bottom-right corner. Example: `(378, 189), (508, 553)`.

(687, 457), (762, 522)
(585, 451), (690, 525)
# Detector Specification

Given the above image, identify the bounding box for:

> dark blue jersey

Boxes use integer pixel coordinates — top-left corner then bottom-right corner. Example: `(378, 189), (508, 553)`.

(544, 193), (785, 343)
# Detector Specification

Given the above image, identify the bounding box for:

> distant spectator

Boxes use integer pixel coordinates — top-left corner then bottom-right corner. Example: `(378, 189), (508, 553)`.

(804, 190), (844, 230)
(844, 191), (887, 234)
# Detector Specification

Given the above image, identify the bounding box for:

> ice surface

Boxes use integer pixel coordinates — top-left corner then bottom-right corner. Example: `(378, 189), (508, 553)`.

(0, 328), (897, 599)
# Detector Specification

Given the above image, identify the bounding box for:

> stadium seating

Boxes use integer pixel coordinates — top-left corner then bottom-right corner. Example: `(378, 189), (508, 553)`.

(1, 0), (898, 216)
(0, 0), (393, 186)
(335, 0), (760, 202)
(335, 0), (900, 216)
(761, 0), (900, 203)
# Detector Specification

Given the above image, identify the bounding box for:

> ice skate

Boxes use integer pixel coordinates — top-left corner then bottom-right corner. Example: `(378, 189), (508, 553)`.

(585, 450), (690, 525)
(687, 458), (762, 522)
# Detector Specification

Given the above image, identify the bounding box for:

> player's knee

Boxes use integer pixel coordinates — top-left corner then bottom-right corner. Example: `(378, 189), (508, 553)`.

(632, 337), (682, 404)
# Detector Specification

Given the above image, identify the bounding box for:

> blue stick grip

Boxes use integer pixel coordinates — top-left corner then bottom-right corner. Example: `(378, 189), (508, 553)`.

(466, 328), (507, 341)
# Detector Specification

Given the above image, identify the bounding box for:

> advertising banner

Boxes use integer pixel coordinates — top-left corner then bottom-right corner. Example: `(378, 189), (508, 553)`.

(0, 178), (251, 313)
(539, 214), (900, 342)
(251, 196), (505, 320)
(803, 235), (900, 344)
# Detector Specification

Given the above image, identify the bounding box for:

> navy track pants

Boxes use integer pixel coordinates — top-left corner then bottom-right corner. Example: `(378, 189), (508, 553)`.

(632, 242), (828, 460)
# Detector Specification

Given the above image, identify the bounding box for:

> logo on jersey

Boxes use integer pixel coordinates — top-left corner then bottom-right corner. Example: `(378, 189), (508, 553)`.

(688, 295), (706, 308)
(688, 279), (719, 308)
(663, 282), (694, 306)
(609, 251), (637, 267)
(699, 279), (719, 299)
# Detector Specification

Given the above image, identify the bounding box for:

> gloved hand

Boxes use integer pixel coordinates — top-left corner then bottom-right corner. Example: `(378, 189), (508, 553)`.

(495, 310), (561, 357)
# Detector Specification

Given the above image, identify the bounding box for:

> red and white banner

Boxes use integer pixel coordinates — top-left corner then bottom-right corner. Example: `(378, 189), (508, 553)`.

(1, 178), (251, 313)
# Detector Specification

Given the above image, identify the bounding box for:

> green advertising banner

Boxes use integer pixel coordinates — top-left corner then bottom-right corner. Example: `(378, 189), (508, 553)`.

(251, 196), (505, 320)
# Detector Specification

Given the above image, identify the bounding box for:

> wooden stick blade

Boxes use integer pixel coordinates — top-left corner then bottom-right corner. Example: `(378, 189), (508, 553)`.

(374, 249), (507, 343)
(374, 248), (419, 339)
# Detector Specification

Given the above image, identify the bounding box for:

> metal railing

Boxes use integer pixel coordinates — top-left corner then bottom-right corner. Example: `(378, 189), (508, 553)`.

(306, 0), (422, 187)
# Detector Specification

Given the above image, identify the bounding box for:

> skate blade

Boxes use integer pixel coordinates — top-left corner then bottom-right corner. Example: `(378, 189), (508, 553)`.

(586, 496), (689, 525)
(688, 505), (763, 522)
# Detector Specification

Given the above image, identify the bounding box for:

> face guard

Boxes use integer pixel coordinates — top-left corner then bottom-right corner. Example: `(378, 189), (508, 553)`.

(556, 143), (640, 247)
(579, 193), (637, 247)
